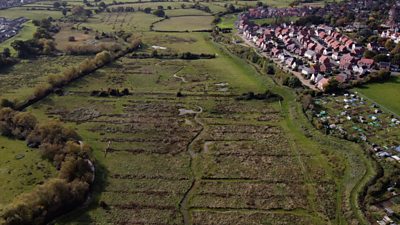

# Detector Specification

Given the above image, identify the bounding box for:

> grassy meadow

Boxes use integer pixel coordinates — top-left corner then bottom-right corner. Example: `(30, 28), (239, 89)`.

(153, 15), (214, 31)
(0, 136), (56, 208)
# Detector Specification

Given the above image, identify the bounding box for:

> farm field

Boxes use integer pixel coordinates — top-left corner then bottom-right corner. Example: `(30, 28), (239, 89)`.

(78, 12), (161, 32)
(109, 2), (194, 10)
(166, 9), (211, 17)
(355, 76), (400, 116)
(0, 7), (63, 20)
(153, 16), (214, 31)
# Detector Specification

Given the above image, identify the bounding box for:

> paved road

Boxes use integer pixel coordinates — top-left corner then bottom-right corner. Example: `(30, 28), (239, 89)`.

(237, 34), (319, 91)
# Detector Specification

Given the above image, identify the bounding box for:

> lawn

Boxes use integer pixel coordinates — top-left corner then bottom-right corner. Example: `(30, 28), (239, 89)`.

(152, 15), (214, 31)
(355, 76), (400, 116)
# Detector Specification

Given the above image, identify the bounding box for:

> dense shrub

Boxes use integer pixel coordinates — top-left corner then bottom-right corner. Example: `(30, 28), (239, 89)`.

(0, 108), (37, 139)
(0, 109), (94, 225)
(235, 90), (283, 102)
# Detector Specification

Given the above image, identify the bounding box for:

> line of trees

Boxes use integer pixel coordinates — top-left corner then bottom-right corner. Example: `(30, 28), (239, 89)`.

(0, 108), (94, 225)
(130, 51), (215, 60)
(17, 39), (141, 108)
(64, 43), (122, 55)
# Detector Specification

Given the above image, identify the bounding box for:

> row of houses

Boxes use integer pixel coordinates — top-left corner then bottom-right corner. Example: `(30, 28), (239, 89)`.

(245, 0), (377, 21)
(247, 6), (319, 19)
(0, 0), (39, 9)
(0, 17), (28, 43)
(239, 20), (382, 91)
(381, 30), (400, 44)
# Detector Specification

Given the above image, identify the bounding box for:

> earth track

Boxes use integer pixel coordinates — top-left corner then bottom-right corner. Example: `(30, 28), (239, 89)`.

(178, 106), (204, 225)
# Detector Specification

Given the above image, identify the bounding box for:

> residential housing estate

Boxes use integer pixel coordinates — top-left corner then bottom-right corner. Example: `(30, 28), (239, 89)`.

(237, 3), (400, 91)
(0, 17), (29, 44)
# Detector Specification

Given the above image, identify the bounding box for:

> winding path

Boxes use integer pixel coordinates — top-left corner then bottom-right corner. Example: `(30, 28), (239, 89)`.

(178, 106), (204, 225)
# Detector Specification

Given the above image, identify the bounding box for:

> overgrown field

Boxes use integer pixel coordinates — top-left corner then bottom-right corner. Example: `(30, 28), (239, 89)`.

(0, 56), (85, 102)
(16, 32), (347, 225)
(0, 2), (370, 224)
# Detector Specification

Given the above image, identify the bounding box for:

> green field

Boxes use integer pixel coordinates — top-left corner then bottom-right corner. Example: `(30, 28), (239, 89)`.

(0, 136), (56, 208)
(166, 9), (211, 17)
(153, 16), (214, 31)
(252, 16), (300, 25)
(355, 76), (400, 116)
(0, 7), (63, 20)
(217, 14), (238, 29)
(79, 12), (161, 32)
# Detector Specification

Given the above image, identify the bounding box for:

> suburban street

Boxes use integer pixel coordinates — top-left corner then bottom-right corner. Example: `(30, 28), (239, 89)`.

(237, 33), (319, 91)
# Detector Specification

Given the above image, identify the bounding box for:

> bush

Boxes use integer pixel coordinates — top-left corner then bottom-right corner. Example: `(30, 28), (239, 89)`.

(0, 99), (15, 109)
(0, 109), (94, 225)
(27, 121), (80, 147)
(369, 70), (391, 82)
(266, 65), (275, 75)
(33, 84), (51, 99)
(68, 36), (76, 42)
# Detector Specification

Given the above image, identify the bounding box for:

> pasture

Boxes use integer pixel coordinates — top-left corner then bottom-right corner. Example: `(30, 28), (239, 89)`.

(78, 12), (161, 32)
(166, 9), (211, 17)
(0, 7), (63, 20)
(153, 16), (214, 31)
